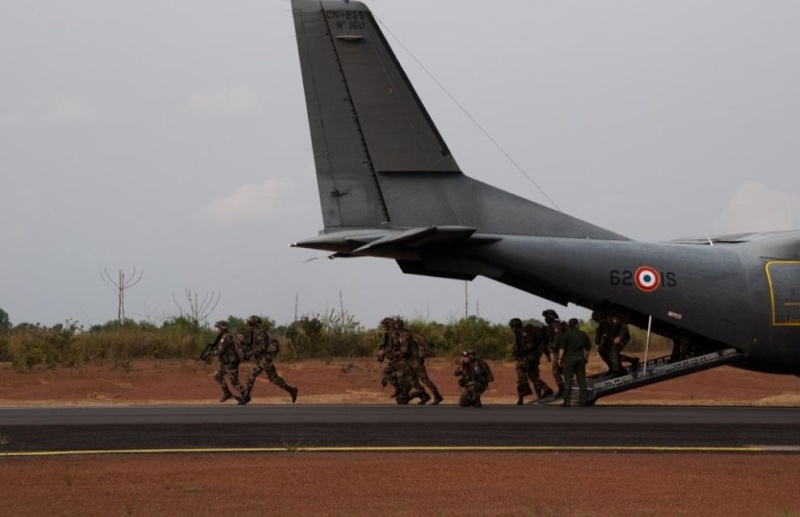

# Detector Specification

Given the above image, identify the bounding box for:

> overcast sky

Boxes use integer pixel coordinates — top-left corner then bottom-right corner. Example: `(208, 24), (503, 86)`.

(2, 0), (799, 329)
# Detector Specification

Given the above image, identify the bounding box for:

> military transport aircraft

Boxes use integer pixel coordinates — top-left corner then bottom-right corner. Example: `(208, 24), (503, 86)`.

(289, 0), (799, 398)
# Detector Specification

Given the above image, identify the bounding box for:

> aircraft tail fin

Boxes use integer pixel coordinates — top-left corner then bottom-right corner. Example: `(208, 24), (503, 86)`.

(293, 0), (460, 229)
(292, 0), (625, 241)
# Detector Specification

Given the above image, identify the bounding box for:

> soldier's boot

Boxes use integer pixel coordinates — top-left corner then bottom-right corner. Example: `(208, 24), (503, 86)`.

(516, 384), (530, 405)
(390, 384), (402, 399)
(432, 391), (444, 405)
(555, 382), (565, 398)
(220, 387), (234, 403)
(416, 390), (431, 405)
(473, 396), (482, 408)
(287, 386), (298, 403)
(539, 386), (554, 399)
(522, 384), (534, 397)
(237, 389), (251, 405)
(395, 391), (410, 405)
(630, 357), (641, 371)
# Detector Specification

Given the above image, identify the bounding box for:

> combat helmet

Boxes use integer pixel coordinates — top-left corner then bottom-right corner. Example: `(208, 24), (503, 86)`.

(214, 320), (229, 330)
(246, 315), (262, 326)
(542, 309), (560, 320)
(508, 317), (522, 328)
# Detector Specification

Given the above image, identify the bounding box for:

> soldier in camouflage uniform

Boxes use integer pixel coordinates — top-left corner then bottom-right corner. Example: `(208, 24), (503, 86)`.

(395, 319), (443, 405)
(592, 310), (614, 375)
(542, 309), (565, 397)
(511, 318), (555, 404)
(392, 321), (431, 405)
(454, 350), (494, 408)
(210, 320), (246, 403)
(377, 317), (407, 402)
(238, 315), (298, 405)
(608, 314), (640, 377)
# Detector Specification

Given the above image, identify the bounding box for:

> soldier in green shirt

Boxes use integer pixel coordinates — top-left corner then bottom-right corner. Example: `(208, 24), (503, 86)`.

(556, 318), (591, 407)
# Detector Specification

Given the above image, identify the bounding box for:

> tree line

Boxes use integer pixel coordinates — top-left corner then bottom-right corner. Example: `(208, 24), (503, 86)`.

(0, 307), (671, 372)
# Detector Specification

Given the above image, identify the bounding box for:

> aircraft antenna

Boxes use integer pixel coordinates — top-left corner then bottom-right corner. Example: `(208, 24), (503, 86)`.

(374, 15), (590, 239)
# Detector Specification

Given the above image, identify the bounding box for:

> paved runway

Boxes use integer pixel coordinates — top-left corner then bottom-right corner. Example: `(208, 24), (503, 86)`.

(1, 405), (798, 453)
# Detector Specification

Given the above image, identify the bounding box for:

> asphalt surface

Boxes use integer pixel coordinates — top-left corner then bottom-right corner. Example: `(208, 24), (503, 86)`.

(1, 405), (799, 453)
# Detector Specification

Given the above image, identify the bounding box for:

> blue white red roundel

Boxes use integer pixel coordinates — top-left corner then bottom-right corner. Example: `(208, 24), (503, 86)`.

(634, 266), (660, 292)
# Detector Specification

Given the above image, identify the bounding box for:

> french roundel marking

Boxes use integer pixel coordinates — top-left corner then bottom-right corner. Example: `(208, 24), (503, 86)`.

(634, 266), (660, 292)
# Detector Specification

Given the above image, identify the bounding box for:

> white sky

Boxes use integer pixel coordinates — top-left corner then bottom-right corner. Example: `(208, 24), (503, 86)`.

(2, 0), (799, 328)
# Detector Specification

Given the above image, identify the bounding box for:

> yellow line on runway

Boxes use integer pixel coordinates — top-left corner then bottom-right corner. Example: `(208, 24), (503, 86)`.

(0, 445), (767, 457)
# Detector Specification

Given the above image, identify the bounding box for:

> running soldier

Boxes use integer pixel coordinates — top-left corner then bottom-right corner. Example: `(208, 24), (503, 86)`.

(454, 350), (494, 408)
(592, 310), (614, 374)
(392, 321), (431, 404)
(398, 319), (443, 405)
(510, 318), (554, 404)
(524, 322), (554, 401)
(377, 317), (407, 402)
(238, 315), (298, 405)
(608, 314), (640, 377)
(542, 309), (565, 396)
(209, 320), (246, 403)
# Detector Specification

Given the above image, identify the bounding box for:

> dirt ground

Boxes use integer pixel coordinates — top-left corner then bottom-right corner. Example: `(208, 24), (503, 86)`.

(1, 357), (799, 516)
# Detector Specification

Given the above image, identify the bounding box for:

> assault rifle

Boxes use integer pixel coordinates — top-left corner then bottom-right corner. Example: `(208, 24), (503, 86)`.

(199, 342), (215, 363)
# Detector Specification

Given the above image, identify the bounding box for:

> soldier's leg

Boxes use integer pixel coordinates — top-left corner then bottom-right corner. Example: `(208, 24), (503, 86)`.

(214, 367), (233, 402)
(227, 364), (246, 396)
(265, 361), (299, 403)
(619, 352), (640, 370)
(598, 342), (613, 372)
(528, 360), (553, 399)
(515, 360), (533, 404)
(576, 358), (588, 405)
(609, 343), (623, 376)
(238, 362), (264, 405)
(382, 361), (402, 398)
(551, 352), (564, 396)
(245, 363), (264, 393)
(471, 381), (487, 408)
(413, 362), (436, 404)
(562, 357), (575, 406)
(392, 362), (414, 405)
(403, 361), (429, 404)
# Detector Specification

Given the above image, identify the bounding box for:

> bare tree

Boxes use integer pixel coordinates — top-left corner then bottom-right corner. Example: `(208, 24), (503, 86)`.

(172, 289), (220, 328)
(101, 267), (144, 324)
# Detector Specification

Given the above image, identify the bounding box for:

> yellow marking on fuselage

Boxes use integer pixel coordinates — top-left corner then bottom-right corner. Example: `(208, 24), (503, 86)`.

(765, 260), (800, 327)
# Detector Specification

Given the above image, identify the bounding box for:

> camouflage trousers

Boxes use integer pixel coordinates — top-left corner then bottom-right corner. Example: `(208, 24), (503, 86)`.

(609, 342), (637, 374)
(214, 362), (245, 394)
(515, 356), (552, 398)
(397, 359), (427, 393)
(459, 379), (488, 407)
(246, 356), (289, 392)
(381, 359), (403, 389)
(412, 359), (440, 394)
(597, 341), (613, 371)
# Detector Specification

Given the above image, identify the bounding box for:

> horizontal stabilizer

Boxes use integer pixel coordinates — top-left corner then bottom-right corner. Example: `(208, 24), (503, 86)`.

(292, 226), (490, 256)
(354, 226), (477, 253)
